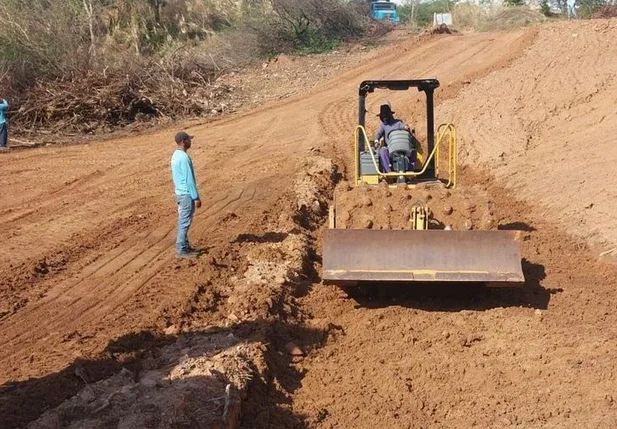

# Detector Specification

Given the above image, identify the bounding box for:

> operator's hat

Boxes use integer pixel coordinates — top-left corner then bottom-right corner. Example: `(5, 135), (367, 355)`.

(377, 101), (394, 117)
(175, 131), (194, 143)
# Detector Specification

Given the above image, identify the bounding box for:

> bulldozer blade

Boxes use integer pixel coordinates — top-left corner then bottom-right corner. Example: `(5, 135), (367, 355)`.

(323, 229), (524, 285)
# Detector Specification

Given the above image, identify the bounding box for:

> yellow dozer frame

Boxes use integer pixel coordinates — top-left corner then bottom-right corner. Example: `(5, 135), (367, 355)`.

(322, 79), (524, 286)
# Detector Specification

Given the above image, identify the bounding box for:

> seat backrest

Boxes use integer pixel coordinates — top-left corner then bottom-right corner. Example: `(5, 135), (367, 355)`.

(387, 130), (413, 156)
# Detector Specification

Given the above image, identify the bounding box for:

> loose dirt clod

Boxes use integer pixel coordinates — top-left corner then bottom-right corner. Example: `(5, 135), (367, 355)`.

(285, 342), (305, 357)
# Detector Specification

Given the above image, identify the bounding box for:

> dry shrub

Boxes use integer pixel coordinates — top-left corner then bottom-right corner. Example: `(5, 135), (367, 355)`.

(0, 0), (91, 94)
(592, 5), (617, 18)
(485, 7), (546, 30)
(453, 2), (491, 31)
(252, 0), (368, 54)
(453, 3), (545, 32)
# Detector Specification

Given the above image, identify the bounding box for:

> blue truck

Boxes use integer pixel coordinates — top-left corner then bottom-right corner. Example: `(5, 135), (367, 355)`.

(370, 0), (401, 23)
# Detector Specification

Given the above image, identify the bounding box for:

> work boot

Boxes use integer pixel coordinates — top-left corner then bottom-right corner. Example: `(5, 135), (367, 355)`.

(176, 251), (199, 259)
(187, 244), (203, 254)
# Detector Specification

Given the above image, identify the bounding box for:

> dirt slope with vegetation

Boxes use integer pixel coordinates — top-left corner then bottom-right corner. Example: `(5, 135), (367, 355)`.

(2, 19), (617, 429)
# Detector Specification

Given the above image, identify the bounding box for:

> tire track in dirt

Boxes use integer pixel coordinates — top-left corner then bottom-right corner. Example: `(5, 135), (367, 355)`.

(0, 183), (257, 380)
(0, 144), (245, 298)
(2, 184), (252, 320)
(318, 97), (357, 177)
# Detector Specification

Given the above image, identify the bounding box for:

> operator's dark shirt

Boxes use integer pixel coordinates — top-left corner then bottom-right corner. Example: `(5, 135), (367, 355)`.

(375, 119), (406, 144)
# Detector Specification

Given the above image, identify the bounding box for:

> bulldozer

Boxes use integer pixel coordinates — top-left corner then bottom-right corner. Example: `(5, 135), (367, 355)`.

(323, 79), (525, 286)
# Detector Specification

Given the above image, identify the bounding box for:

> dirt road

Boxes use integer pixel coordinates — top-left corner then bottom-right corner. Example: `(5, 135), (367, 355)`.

(2, 21), (617, 428)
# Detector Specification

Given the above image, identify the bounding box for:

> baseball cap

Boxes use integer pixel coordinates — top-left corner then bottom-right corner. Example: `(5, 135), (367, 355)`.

(174, 131), (194, 144)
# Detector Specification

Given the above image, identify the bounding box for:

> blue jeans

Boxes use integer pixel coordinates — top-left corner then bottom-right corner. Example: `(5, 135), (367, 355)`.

(175, 194), (195, 254)
(0, 123), (7, 148)
(568, 5), (577, 19)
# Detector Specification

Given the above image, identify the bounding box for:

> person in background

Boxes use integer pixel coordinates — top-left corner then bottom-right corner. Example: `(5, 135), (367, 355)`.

(171, 131), (202, 259)
(0, 97), (8, 152)
(567, 0), (577, 19)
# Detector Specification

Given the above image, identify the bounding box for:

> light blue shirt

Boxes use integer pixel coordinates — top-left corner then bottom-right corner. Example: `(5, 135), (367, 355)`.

(0, 99), (8, 125)
(171, 149), (200, 200)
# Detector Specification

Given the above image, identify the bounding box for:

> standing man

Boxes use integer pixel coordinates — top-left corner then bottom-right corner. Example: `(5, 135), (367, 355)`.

(0, 97), (8, 152)
(567, 0), (577, 19)
(171, 131), (201, 259)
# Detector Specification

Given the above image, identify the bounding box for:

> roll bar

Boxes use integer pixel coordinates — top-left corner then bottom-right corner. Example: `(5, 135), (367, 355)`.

(358, 79), (440, 180)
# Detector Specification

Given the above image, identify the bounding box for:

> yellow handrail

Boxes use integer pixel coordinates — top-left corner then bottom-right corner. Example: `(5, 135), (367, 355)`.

(435, 123), (457, 188)
(355, 125), (438, 178)
(355, 124), (457, 188)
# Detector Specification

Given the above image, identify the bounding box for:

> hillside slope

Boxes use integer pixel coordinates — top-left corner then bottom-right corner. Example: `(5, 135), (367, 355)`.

(439, 19), (617, 250)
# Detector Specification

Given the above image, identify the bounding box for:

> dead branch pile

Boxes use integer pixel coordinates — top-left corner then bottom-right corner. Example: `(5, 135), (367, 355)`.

(11, 62), (235, 135)
(427, 24), (457, 35)
(417, 24), (458, 41)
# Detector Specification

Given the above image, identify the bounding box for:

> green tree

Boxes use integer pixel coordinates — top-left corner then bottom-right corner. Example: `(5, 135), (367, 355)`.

(399, 0), (457, 27)
(397, 1), (415, 24)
